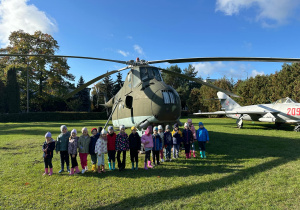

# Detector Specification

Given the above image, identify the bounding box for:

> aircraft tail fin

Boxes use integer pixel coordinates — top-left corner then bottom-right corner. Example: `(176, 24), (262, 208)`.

(217, 91), (241, 111)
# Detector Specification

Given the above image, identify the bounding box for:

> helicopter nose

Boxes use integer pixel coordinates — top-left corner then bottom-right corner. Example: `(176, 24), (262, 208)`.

(151, 89), (181, 121)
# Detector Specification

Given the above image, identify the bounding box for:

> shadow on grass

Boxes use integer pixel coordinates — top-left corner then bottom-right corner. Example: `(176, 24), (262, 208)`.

(93, 156), (294, 209)
(87, 131), (299, 209)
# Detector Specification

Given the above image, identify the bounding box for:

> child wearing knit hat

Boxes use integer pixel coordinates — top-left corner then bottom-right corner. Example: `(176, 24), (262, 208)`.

(196, 122), (209, 158)
(68, 129), (80, 175)
(164, 125), (173, 161)
(107, 126), (116, 170)
(152, 126), (162, 166)
(78, 127), (90, 174)
(56, 125), (71, 173)
(42, 132), (56, 176)
(172, 123), (182, 159)
(157, 125), (165, 163)
(90, 128), (100, 172)
(128, 126), (141, 170)
(187, 119), (197, 158)
(116, 125), (129, 171)
(95, 129), (108, 173)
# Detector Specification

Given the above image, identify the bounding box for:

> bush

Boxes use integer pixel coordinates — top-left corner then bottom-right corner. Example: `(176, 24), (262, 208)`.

(0, 112), (108, 123)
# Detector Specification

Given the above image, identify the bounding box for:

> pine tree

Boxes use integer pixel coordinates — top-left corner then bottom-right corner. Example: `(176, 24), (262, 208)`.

(112, 72), (123, 95)
(75, 76), (90, 112)
(6, 67), (20, 113)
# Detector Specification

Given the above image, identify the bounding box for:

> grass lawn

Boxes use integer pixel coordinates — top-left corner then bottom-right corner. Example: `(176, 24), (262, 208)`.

(0, 118), (300, 209)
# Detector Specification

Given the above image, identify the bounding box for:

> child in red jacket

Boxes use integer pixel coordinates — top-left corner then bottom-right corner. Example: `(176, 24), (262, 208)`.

(107, 126), (116, 170)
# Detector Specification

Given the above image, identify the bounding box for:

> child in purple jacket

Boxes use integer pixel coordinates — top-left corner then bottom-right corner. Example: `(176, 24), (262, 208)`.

(43, 132), (56, 176)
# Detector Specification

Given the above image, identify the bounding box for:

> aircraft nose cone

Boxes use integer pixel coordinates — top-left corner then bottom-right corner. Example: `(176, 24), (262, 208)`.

(151, 89), (181, 121)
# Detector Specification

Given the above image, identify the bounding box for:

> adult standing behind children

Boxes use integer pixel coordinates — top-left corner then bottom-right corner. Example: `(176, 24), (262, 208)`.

(90, 128), (100, 172)
(129, 126), (141, 170)
(196, 122), (209, 158)
(56, 125), (71, 173)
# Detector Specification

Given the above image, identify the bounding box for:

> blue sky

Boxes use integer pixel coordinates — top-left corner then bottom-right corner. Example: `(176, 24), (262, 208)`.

(1, 0), (300, 86)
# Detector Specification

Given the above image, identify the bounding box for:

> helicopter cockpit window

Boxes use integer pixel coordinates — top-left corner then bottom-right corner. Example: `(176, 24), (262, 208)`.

(140, 67), (162, 82)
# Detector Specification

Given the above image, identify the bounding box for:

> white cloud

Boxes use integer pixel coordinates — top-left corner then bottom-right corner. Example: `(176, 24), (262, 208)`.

(216, 0), (300, 27)
(133, 44), (144, 55)
(117, 50), (129, 57)
(0, 0), (57, 47)
(193, 61), (258, 79)
(251, 69), (265, 77)
(127, 35), (133, 39)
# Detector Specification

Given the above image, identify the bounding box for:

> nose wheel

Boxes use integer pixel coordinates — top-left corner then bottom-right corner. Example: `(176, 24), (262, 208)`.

(294, 124), (300, 132)
(236, 116), (243, 129)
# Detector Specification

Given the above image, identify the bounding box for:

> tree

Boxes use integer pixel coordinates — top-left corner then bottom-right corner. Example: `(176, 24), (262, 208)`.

(0, 79), (5, 113)
(73, 76), (90, 112)
(112, 72), (123, 95)
(5, 67), (20, 113)
(0, 30), (75, 111)
(161, 65), (183, 89)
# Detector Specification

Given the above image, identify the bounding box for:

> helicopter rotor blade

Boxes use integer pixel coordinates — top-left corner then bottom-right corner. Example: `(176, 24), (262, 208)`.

(159, 68), (239, 97)
(65, 66), (130, 99)
(0, 54), (128, 64)
(149, 57), (300, 64)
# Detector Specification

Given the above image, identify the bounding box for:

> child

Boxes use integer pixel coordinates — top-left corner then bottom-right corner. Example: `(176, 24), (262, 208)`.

(68, 129), (80, 175)
(116, 125), (129, 171)
(129, 126), (141, 170)
(158, 125), (164, 163)
(188, 119), (197, 158)
(56, 125), (71, 173)
(95, 129), (108, 173)
(78, 127), (90, 174)
(182, 123), (193, 159)
(107, 126), (116, 170)
(152, 126), (162, 166)
(90, 128), (100, 172)
(164, 125), (173, 162)
(196, 122), (209, 158)
(141, 126), (154, 169)
(43, 132), (55, 176)
(172, 123), (182, 159)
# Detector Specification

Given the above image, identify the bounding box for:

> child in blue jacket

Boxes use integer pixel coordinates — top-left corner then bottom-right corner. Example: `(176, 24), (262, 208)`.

(152, 126), (162, 166)
(196, 122), (209, 158)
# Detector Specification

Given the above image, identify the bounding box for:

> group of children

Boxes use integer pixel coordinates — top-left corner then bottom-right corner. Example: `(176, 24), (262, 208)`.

(42, 119), (209, 176)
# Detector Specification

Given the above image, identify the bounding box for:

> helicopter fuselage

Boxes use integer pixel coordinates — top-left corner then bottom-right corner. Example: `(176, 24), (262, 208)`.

(105, 65), (182, 129)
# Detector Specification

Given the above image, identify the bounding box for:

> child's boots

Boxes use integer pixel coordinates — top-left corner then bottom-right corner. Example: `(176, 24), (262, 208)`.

(59, 165), (64, 173)
(203, 151), (206, 158)
(97, 166), (101, 173)
(112, 162), (115, 170)
(92, 164), (96, 172)
(102, 165), (106, 173)
(200, 151), (203, 158)
(67, 165), (70, 173)
(135, 162), (138, 170)
(144, 162), (148, 170)
(108, 162), (112, 170)
(75, 166), (80, 174)
(131, 162), (134, 170)
(193, 151), (196, 158)
(43, 168), (48, 176)
(147, 161), (153, 168)
(49, 168), (53, 176)
(69, 168), (74, 175)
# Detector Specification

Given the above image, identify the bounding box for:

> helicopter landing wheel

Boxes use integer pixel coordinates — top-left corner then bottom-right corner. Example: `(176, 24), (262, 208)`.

(294, 124), (300, 132)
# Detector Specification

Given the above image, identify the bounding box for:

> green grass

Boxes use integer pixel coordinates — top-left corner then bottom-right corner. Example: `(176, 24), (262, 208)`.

(0, 118), (300, 209)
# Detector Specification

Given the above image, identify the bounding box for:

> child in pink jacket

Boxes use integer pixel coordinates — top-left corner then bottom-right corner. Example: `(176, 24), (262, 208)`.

(141, 126), (153, 169)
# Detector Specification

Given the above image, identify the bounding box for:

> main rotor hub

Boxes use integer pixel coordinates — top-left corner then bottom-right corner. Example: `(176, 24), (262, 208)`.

(126, 58), (148, 66)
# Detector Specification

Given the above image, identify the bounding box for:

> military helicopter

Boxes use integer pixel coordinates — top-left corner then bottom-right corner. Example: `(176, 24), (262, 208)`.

(194, 91), (300, 131)
(1, 54), (300, 130)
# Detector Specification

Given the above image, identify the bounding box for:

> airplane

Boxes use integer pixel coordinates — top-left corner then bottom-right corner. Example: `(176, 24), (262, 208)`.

(194, 91), (300, 131)
(2, 54), (300, 131)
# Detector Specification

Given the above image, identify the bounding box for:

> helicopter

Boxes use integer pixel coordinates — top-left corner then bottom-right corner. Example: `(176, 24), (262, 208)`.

(194, 91), (300, 131)
(1, 54), (300, 130)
